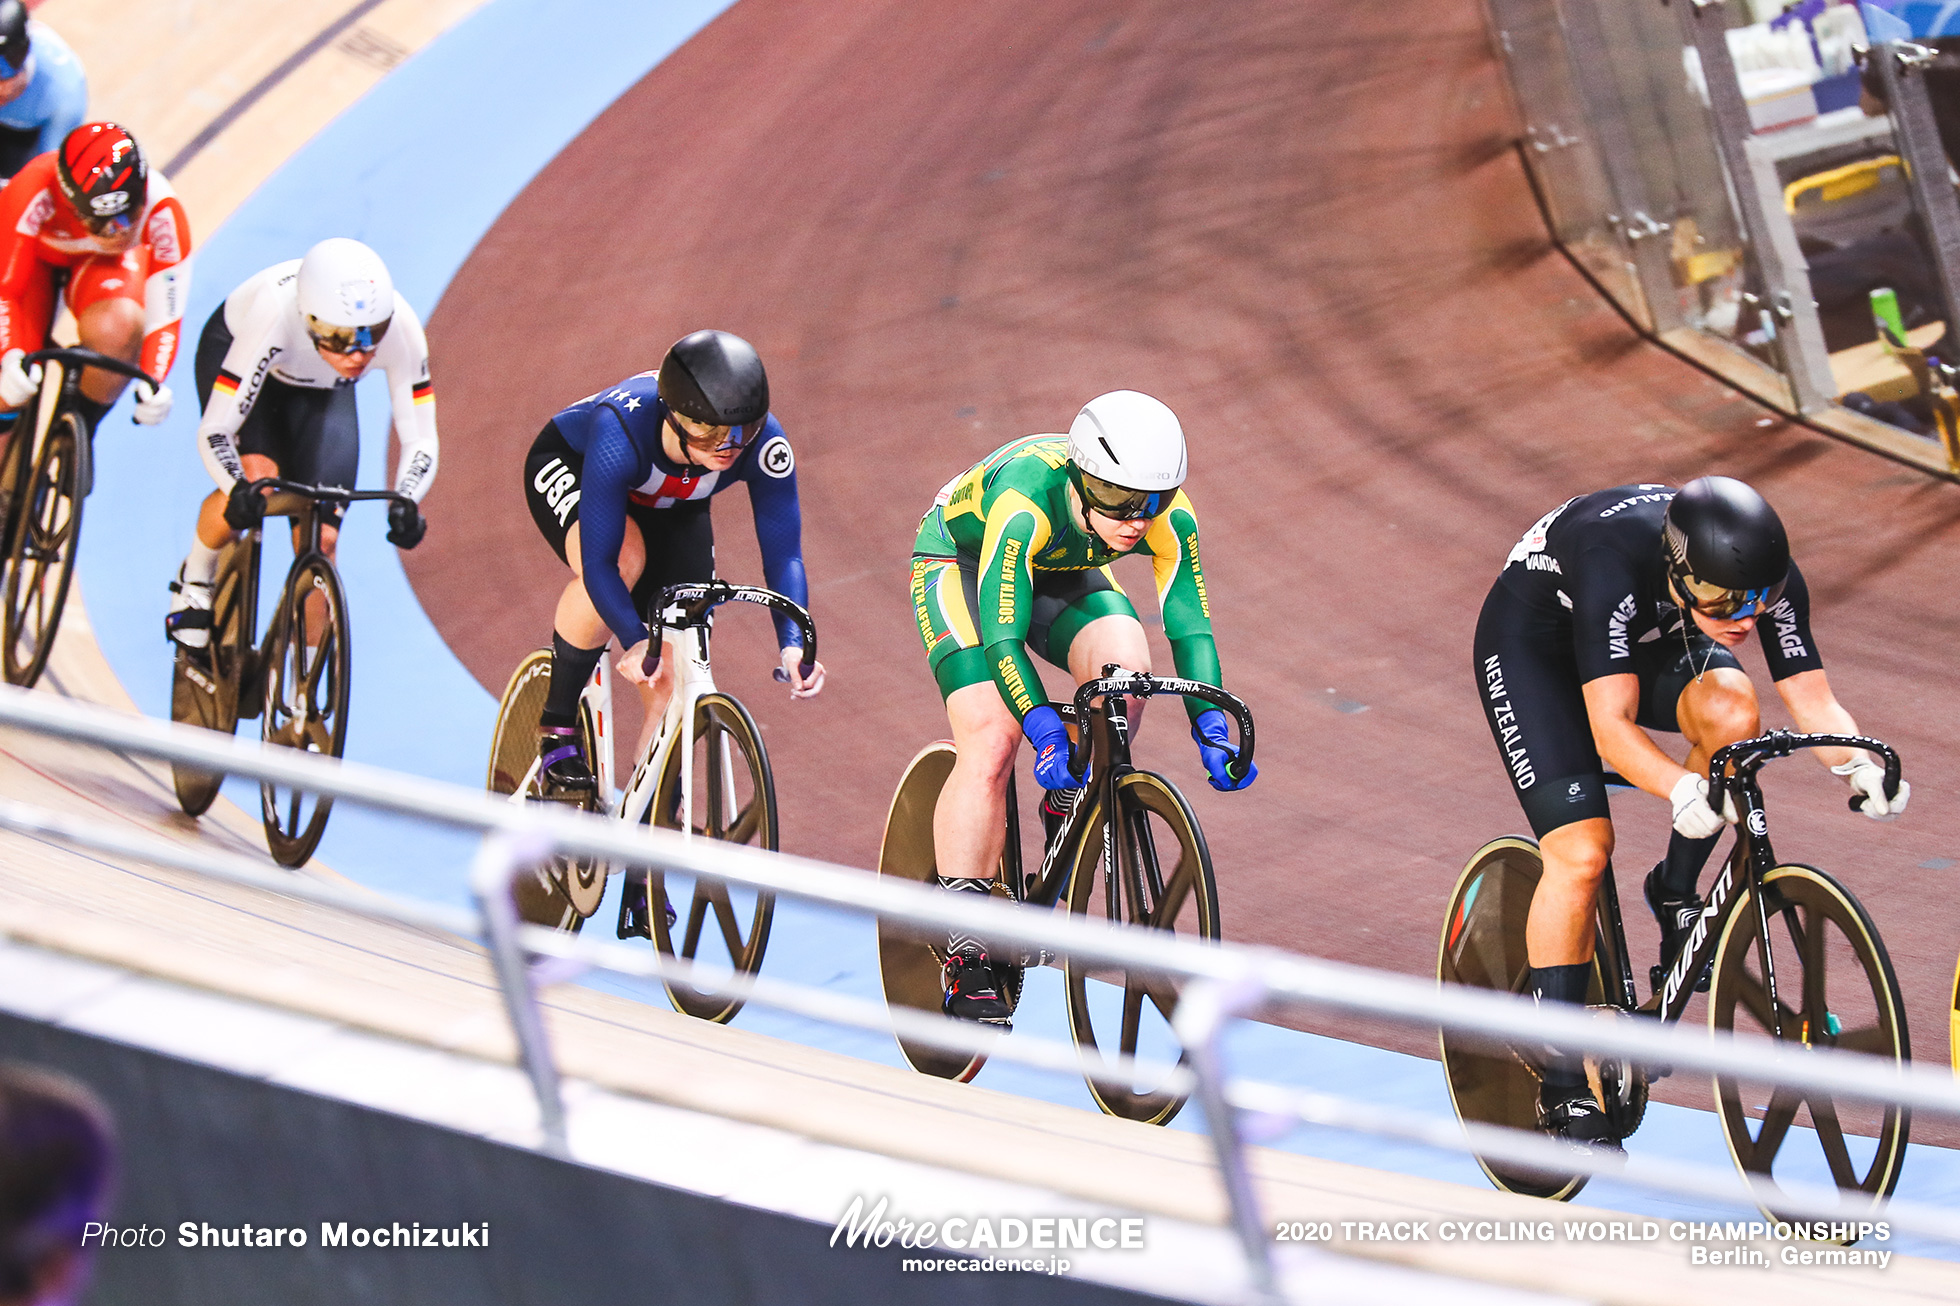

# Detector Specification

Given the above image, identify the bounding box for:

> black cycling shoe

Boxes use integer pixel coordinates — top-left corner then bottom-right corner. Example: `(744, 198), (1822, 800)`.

(615, 871), (678, 940)
(1539, 1085), (1624, 1153)
(942, 946), (1014, 1026)
(537, 724), (596, 796)
(1645, 865), (1710, 996)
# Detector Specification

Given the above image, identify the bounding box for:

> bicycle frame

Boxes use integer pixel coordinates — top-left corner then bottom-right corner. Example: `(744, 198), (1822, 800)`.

(1007, 665), (1254, 947)
(509, 582), (815, 846)
(1605, 731), (1902, 1026)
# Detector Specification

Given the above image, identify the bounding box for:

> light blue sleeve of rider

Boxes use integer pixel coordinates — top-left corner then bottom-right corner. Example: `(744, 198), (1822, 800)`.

(5, 27), (87, 153)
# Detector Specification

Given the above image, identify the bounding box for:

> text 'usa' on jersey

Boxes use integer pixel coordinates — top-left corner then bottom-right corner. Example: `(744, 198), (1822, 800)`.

(1497, 483), (1823, 684)
(550, 370), (807, 650)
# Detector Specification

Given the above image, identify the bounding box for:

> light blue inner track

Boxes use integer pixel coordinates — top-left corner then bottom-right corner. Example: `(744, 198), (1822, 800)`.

(68, 0), (1960, 1258)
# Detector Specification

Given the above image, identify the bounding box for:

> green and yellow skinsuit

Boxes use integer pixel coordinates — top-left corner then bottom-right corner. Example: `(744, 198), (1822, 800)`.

(910, 434), (1222, 725)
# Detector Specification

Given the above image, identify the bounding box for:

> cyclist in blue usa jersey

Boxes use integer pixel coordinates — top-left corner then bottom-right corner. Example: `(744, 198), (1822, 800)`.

(0, 3), (85, 181)
(1474, 476), (1908, 1153)
(522, 329), (823, 793)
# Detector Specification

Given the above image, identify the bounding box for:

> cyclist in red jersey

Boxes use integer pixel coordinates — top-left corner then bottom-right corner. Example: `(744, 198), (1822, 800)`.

(0, 122), (187, 429)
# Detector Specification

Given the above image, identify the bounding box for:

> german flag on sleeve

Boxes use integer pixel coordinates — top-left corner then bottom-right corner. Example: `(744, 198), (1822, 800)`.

(211, 369), (240, 404)
(412, 379), (433, 407)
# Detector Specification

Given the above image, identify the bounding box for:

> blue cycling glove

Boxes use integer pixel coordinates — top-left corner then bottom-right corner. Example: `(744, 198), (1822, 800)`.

(1193, 709), (1256, 792)
(1022, 704), (1080, 790)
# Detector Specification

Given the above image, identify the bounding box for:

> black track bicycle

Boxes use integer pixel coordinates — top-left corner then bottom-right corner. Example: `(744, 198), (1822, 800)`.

(878, 665), (1252, 1125)
(1439, 731), (1909, 1226)
(0, 346), (158, 688)
(169, 477), (416, 867)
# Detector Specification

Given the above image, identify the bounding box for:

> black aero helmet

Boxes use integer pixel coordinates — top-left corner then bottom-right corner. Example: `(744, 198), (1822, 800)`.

(0, 1), (27, 82)
(1662, 475), (1790, 619)
(657, 330), (768, 429)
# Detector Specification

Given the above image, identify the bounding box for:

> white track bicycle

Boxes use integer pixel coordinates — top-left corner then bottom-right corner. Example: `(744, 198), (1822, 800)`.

(487, 580), (817, 1023)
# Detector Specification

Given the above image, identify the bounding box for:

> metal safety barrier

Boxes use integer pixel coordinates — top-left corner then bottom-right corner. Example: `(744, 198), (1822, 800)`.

(0, 685), (1956, 1305)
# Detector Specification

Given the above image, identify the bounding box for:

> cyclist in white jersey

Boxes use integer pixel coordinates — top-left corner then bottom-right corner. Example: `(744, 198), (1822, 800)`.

(166, 238), (438, 646)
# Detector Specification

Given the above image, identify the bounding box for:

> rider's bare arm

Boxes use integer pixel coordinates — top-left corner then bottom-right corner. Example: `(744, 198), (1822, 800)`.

(1581, 672), (1690, 800)
(1774, 668), (1864, 769)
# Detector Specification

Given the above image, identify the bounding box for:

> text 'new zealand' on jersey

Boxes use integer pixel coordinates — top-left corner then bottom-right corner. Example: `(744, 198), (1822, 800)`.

(550, 371), (806, 650)
(1496, 483), (1823, 684)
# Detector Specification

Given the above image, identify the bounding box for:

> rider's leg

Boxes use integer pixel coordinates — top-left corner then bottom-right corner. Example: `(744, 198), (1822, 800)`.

(933, 681), (1020, 883)
(70, 284), (143, 415)
(1657, 666), (1759, 898)
(170, 454), (280, 648)
(932, 679), (1019, 1023)
(1526, 817), (1612, 975)
(1526, 817), (1618, 1139)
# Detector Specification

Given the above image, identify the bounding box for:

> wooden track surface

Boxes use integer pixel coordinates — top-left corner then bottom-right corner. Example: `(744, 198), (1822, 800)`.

(416, 0), (1960, 1144)
(0, 4), (1952, 1298)
(7, 791), (1956, 1303)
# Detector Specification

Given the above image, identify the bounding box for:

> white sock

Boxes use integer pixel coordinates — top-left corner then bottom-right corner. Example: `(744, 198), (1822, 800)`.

(184, 538), (219, 585)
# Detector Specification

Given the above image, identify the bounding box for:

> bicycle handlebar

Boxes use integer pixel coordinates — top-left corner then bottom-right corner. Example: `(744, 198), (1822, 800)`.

(20, 347), (158, 392)
(641, 581), (818, 680)
(241, 477), (415, 521)
(1065, 667), (1255, 783)
(1708, 730), (1901, 813)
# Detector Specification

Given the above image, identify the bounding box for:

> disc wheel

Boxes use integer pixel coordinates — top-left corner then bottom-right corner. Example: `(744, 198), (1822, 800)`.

(644, 692), (776, 1023)
(1, 412), (83, 688)
(874, 741), (1019, 1081)
(1951, 948), (1960, 1074)
(1437, 837), (1646, 1201)
(259, 556), (350, 867)
(1710, 863), (1910, 1232)
(487, 648), (606, 931)
(169, 544), (248, 815)
(1063, 770), (1218, 1126)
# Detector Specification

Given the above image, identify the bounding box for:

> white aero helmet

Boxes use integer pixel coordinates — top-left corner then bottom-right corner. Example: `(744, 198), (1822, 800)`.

(296, 237), (395, 354)
(1066, 390), (1186, 520)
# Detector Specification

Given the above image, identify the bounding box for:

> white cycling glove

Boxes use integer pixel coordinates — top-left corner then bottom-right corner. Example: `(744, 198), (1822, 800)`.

(131, 379), (172, 426)
(1834, 758), (1908, 820)
(0, 349), (39, 411)
(1670, 772), (1737, 840)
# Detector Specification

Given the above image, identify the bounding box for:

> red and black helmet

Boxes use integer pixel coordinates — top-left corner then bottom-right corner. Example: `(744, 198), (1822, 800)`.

(54, 123), (147, 237)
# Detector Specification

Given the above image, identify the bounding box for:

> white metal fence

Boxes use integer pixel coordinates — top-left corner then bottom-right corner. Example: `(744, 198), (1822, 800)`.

(0, 685), (1955, 1303)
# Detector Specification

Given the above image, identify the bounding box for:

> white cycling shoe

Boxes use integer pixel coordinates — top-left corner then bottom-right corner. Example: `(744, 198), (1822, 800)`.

(165, 565), (213, 650)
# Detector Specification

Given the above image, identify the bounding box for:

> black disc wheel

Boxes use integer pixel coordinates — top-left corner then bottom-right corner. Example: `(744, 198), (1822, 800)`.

(1437, 837), (1646, 1201)
(643, 692), (776, 1023)
(168, 544), (249, 816)
(486, 648), (606, 930)
(873, 741), (1020, 1082)
(1, 412), (84, 688)
(1710, 863), (1910, 1232)
(259, 556), (350, 867)
(1063, 770), (1218, 1126)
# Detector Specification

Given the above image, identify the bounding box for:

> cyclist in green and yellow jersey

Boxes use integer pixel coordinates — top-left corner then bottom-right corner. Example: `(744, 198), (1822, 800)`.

(910, 390), (1256, 1023)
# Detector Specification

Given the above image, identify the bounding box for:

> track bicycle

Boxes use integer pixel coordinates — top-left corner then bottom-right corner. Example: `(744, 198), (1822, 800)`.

(1439, 731), (1909, 1226)
(487, 580), (816, 1025)
(0, 346), (159, 688)
(168, 477), (417, 867)
(877, 665), (1253, 1125)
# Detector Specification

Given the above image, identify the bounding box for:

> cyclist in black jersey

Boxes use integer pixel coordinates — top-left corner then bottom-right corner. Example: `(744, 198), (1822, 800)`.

(1473, 477), (1908, 1151)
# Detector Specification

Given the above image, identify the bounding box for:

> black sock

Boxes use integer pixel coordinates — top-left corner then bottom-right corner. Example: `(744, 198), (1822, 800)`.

(1530, 962), (1592, 1089)
(541, 633), (604, 728)
(1657, 830), (1720, 900)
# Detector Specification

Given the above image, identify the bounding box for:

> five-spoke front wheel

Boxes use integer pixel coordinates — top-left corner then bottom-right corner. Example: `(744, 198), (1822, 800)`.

(1710, 862), (1911, 1231)
(259, 556), (351, 866)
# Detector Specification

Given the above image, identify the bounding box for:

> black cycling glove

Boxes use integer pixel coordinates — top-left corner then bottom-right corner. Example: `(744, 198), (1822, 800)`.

(387, 498), (426, 549)
(223, 479), (264, 532)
